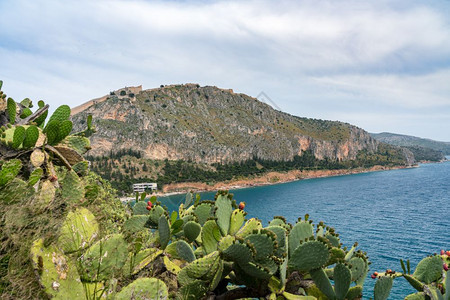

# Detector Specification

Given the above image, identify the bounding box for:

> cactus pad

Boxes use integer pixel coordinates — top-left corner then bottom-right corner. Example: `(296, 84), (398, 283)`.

(61, 135), (91, 155)
(215, 193), (233, 236)
(61, 170), (84, 203)
(245, 233), (274, 260)
(0, 159), (22, 186)
(236, 218), (262, 238)
(30, 148), (46, 167)
(374, 276), (394, 300)
(310, 268), (336, 300)
(289, 240), (330, 272)
(28, 167), (43, 186)
(123, 248), (163, 276)
(30, 239), (85, 299)
(412, 255), (443, 284)
(132, 201), (149, 215)
(194, 202), (214, 225)
(176, 240), (196, 262)
(122, 215), (149, 235)
(79, 234), (128, 282)
(202, 219), (221, 254)
(183, 220), (201, 243)
(23, 125), (39, 148)
(115, 277), (168, 300)
(57, 208), (99, 253)
(7, 98), (16, 124)
(12, 126), (25, 149)
(53, 146), (84, 166)
(47, 105), (71, 123)
(349, 256), (366, 282)
(158, 215), (171, 250)
(334, 263), (352, 300)
(289, 221), (314, 256)
(229, 208), (246, 235)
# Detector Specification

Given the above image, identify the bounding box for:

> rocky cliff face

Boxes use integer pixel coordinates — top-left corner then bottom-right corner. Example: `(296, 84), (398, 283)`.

(71, 84), (412, 165)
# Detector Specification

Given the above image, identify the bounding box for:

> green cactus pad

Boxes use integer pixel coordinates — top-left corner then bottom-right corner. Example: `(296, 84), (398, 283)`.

(7, 98), (16, 124)
(57, 208), (99, 253)
(289, 221), (314, 256)
(61, 170), (84, 203)
(55, 120), (72, 144)
(245, 233), (274, 260)
(23, 125), (39, 148)
(20, 107), (32, 118)
(215, 193), (233, 236)
(184, 251), (220, 280)
(47, 105), (71, 123)
(346, 285), (363, 300)
(240, 261), (273, 280)
(12, 125), (25, 149)
(334, 263), (352, 300)
(178, 279), (208, 300)
(412, 255), (443, 284)
(404, 292), (427, 300)
(194, 202), (214, 225)
(158, 215), (171, 250)
(403, 274), (425, 291)
(328, 247), (346, 265)
(202, 219), (221, 254)
(374, 276), (394, 300)
(61, 135), (91, 155)
(209, 258), (224, 290)
(122, 215), (149, 235)
(132, 201), (149, 215)
(344, 243), (357, 261)
(349, 256), (366, 282)
(45, 120), (60, 145)
(222, 243), (253, 266)
(0, 159), (22, 186)
(148, 205), (165, 226)
(171, 219), (184, 235)
(72, 161), (89, 176)
(283, 292), (316, 300)
(176, 240), (196, 262)
(310, 267), (336, 299)
(229, 208), (246, 235)
(267, 225), (287, 257)
(289, 240), (330, 272)
(185, 191), (194, 207)
(236, 218), (262, 238)
(183, 220), (201, 243)
(115, 277), (168, 300)
(20, 98), (32, 108)
(28, 167), (43, 186)
(325, 233), (341, 248)
(79, 234), (128, 282)
(0, 178), (33, 204)
(218, 235), (234, 251)
(123, 248), (163, 276)
(30, 239), (85, 299)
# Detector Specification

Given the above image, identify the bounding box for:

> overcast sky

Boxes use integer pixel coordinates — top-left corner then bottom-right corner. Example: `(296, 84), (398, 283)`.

(1, 0), (450, 141)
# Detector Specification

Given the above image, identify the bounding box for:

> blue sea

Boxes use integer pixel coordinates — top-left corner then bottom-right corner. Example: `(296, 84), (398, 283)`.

(159, 160), (450, 299)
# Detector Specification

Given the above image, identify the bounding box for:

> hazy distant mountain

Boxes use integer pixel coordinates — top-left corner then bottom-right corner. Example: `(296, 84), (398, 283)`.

(371, 132), (450, 156)
(371, 132), (449, 162)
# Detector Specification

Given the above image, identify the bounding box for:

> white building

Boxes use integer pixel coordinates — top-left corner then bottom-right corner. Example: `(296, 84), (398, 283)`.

(133, 183), (157, 193)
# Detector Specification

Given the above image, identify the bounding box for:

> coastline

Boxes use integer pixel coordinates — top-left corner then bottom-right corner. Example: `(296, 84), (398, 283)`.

(152, 164), (417, 197)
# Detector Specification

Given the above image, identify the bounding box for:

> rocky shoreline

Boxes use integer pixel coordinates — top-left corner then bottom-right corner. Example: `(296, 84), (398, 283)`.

(153, 164), (417, 197)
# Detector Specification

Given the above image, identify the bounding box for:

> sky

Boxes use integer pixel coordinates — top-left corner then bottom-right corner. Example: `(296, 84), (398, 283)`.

(1, 0), (450, 141)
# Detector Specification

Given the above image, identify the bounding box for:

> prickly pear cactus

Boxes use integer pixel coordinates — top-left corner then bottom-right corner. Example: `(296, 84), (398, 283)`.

(30, 239), (85, 299)
(115, 277), (168, 300)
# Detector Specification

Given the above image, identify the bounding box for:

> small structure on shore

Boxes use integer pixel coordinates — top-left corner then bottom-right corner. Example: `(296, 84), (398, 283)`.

(133, 182), (157, 193)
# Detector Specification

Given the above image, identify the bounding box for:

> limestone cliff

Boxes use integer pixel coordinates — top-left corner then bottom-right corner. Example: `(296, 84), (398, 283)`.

(71, 84), (413, 166)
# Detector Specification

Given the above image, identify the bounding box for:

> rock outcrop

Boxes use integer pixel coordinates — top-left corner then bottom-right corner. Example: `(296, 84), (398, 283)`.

(71, 84), (413, 165)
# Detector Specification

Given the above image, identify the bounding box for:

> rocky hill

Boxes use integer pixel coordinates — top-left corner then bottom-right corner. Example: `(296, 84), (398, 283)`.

(72, 84), (413, 164)
(371, 132), (450, 155)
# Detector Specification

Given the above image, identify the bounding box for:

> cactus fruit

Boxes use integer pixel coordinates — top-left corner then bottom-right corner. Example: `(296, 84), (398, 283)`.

(57, 208), (99, 253)
(146, 201), (153, 210)
(79, 234), (128, 282)
(115, 277), (168, 300)
(374, 276), (394, 300)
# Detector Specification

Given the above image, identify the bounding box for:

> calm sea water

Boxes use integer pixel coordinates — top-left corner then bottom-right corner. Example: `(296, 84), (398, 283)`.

(159, 160), (450, 299)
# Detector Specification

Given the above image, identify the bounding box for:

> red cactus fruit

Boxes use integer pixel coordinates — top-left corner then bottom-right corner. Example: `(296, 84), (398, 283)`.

(371, 274), (376, 279)
(49, 175), (57, 182)
(446, 250), (450, 256)
(441, 250), (445, 255)
(238, 202), (245, 210)
(444, 263), (449, 271)
(146, 205), (152, 211)
(147, 201), (152, 206)
(374, 271), (378, 276)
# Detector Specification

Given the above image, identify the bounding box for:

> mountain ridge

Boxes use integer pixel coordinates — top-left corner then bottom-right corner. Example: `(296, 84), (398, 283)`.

(72, 83), (414, 166)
